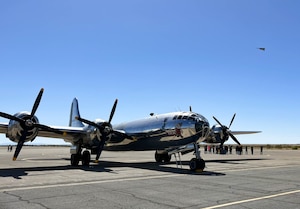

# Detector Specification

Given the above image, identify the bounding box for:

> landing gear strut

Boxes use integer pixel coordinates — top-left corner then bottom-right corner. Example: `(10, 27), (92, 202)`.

(70, 145), (91, 166)
(189, 143), (205, 171)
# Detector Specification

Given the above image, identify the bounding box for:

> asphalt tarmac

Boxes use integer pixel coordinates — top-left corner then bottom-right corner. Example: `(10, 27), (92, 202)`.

(0, 146), (299, 209)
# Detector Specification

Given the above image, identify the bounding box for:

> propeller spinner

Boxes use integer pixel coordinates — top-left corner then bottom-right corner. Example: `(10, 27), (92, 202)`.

(212, 113), (241, 146)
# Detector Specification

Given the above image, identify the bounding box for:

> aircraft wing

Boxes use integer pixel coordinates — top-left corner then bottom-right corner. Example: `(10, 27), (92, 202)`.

(0, 122), (86, 142)
(230, 131), (261, 135)
(37, 125), (86, 141)
(0, 122), (8, 134)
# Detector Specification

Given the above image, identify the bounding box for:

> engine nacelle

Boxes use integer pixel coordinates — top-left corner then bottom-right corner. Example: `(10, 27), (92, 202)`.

(6, 111), (39, 143)
(204, 125), (229, 144)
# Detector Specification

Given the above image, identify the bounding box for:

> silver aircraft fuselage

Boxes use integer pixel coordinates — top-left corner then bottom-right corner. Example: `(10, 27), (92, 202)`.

(103, 112), (210, 151)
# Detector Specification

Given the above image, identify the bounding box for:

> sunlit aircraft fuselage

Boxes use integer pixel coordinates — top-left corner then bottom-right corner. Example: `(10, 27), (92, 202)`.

(82, 112), (210, 151)
(62, 112), (210, 153)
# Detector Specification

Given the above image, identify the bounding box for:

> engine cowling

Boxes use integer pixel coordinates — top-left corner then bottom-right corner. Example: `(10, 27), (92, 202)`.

(203, 125), (229, 144)
(6, 111), (39, 143)
(212, 125), (229, 143)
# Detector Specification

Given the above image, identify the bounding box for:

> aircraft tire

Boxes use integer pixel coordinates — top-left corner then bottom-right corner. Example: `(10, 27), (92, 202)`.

(82, 150), (91, 166)
(163, 154), (171, 163)
(71, 154), (80, 166)
(189, 158), (205, 171)
(155, 151), (163, 162)
(197, 158), (205, 170)
(155, 151), (171, 163)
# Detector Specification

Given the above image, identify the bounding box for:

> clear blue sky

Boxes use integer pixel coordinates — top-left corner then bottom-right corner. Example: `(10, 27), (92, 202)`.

(0, 1), (299, 145)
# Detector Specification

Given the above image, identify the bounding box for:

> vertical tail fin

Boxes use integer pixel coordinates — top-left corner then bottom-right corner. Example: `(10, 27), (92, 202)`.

(69, 98), (84, 127)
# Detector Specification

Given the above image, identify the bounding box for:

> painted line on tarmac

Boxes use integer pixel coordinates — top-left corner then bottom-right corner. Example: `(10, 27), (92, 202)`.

(0, 174), (183, 192)
(202, 189), (300, 209)
(215, 164), (299, 173)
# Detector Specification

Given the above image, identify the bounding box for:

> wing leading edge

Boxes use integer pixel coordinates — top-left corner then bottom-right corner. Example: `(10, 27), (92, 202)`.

(230, 131), (261, 135)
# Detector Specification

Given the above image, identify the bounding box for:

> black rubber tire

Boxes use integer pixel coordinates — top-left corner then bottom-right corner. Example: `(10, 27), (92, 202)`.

(71, 154), (80, 166)
(162, 153), (171, 163)
(82, 150), (91, 166)
(155, 151), (163, 162)
(197, 158), (206, 170)
(189, 158), (198, 171)
(189, 158), (205, 171)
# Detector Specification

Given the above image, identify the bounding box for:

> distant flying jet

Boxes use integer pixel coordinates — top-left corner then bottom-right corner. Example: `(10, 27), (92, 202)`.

(258, 47), (265, 51)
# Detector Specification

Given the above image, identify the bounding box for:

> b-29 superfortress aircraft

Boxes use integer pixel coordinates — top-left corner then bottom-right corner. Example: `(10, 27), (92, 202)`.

(0, 88), (260, 171)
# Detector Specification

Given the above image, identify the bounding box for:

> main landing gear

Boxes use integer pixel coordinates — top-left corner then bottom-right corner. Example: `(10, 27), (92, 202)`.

(70, 146), (91, 166)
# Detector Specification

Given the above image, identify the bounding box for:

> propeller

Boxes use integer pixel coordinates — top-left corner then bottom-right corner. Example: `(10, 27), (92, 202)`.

(76, 99), (118, 132)
(108, 99), (117, 124)
(0, 112), (23, 123)
(0, 88), (63, 161)
(212, 113), (241, 146)
(76, 99), (118, 161)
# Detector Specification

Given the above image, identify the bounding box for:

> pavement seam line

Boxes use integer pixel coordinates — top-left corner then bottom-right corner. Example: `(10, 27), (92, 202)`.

(0, 174), (183, 192)
(202, 189), (300, 209)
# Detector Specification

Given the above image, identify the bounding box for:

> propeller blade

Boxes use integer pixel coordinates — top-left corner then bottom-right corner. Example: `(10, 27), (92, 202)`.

(12, 130), (27, 161)
(31, 88), (44, 118)
(75, 116), (103, 130)
(213, 115), (241, 146)
(108, 99), (118, 124)
(34, 123), (64, 135)
(228, 132), (241, 145)
(228, 113), (236, 129)
(0, 112), (23, 123)
(95, 139), (106, 161)
(213, 116), (224, 127)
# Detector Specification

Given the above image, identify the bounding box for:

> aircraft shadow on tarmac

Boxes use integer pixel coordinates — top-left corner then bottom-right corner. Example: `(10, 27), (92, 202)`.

(0, 158), (267, 179)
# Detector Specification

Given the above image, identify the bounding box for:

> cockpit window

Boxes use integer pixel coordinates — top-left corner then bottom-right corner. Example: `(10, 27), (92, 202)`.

(173, 115), (177, 120)
(188, 117), (195, 121)
(177, 115), (182, 119)
(182, 116), (188, 120)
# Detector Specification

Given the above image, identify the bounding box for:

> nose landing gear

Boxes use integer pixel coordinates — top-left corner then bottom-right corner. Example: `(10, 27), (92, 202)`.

(189, 158), (205, 171)
(189, 142), (205, 171)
